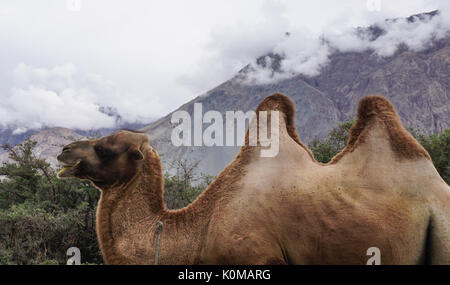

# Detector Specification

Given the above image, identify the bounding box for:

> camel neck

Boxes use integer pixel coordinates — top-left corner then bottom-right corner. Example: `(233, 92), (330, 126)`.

(96, 149), (166, 264)
(96, 148), (216, 264)
(137, 149), (166, 214)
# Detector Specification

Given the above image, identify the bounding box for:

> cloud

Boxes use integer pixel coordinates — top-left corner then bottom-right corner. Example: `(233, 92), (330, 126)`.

(0, 63), (163, 133)
(0, 0), (448, 130)
(243, 31), (332, 85)
(241, 6), (450, 85)
(327, 9), (450, 56)
(178, 0), (290, 92)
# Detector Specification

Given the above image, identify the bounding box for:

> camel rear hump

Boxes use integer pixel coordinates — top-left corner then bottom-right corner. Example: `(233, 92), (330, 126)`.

(330, 95), (431, 164)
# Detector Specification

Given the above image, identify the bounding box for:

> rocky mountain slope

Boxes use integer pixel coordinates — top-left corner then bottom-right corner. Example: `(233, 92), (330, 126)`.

(141, 16), (449, 176)
(1, 12), (448, 177)
(0, 121), (145, 155)
(0, 128), (86, 169)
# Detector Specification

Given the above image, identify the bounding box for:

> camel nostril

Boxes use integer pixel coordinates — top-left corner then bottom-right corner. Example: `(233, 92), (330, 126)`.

(62, 146), (71, 153)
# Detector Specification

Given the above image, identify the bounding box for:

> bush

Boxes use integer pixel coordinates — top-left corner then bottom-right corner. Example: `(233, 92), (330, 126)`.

(0, 140), (101, 265)
(164, 158), (214, 209)
(309, 121), (352, 163)
(413, 129), (449, 184)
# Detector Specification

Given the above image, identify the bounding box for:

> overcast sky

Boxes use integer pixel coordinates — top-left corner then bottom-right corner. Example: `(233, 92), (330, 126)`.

(0, 0), (448, 132)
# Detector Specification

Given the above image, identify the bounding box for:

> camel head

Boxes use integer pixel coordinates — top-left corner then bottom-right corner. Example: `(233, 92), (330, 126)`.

(56, 130), (151, 189)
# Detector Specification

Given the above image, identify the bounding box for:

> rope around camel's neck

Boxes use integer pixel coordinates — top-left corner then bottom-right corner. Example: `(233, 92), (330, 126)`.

(154, 220), (164, 265)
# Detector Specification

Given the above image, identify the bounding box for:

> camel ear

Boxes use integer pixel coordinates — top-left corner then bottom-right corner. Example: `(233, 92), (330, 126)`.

(129, 147), (144, 161)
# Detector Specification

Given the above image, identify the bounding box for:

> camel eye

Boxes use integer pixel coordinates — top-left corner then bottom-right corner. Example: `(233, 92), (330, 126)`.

(94, 145), (115, 159)
(94, 145), (104, 156)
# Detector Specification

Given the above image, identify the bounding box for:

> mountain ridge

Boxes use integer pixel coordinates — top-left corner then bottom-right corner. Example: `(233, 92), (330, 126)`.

(0, 127), (86, 168)
(0, 11), (448, 177)
(140, 12), (449, 176)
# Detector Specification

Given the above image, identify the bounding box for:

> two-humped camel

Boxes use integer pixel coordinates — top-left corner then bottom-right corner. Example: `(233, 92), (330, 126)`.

(57, 94), (450, 264)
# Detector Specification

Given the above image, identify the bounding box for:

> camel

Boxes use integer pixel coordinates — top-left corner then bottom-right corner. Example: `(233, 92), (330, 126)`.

(56, 93), (450, 264)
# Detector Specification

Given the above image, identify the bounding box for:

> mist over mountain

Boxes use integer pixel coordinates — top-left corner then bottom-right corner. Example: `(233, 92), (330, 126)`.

(141, 11), (450, 176)
(0, 11), (448, 177)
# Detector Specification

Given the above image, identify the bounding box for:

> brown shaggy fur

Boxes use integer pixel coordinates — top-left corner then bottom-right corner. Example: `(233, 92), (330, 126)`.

(330, 95), (430, 163)
(56, 93), (450, 265)
(253, 93), (316, 162)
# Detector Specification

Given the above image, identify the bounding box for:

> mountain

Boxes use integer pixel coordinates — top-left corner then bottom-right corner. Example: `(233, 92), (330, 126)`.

(0, 128), (86, 169)
(0, 121), (146, 155)
(0, 124), (145, 169)
(0, 11), (448, 177)
(141, 12), (450, 176)
(0, 128), (38, 154)
(0, 97), (147, 155)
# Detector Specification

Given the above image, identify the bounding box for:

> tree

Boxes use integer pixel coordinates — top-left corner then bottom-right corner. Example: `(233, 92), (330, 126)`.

(164, 158), (214, 209)
(0, 140), (102, 264)
(308, 121), (352, 163)
(412, 129), (449, 184)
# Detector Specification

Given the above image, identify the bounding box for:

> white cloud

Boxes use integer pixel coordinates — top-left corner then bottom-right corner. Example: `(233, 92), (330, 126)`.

(178, 0), (290, 92)
(0, 0), (448, 131)
(0, 63), (164, 132)
(241, 6), (450, 85)
(328, 8), (450, 56)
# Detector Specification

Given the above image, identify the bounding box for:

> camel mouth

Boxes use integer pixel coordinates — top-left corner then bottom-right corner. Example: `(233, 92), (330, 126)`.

(57, 160), (81, 178)
(58, 160), (79, 167)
